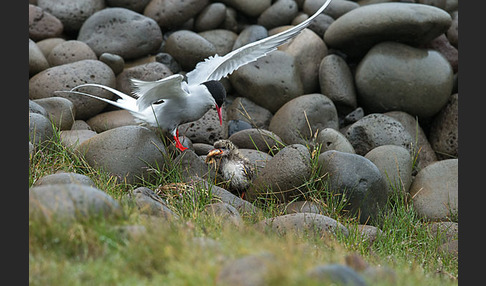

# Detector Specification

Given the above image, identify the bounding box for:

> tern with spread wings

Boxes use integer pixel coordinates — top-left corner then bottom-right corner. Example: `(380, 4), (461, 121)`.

(57, 0), (332, 151)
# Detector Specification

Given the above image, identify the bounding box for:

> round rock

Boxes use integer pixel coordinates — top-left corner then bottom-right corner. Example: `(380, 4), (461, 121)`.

(318, 150), (389, 224)
(194, 2), (227, 32)
(86, 110), (138, 133)
(319, 54), (357, 115)
(33, 172), (97, 187)
(355, 41), (454, 118)
(219, 0), (272, 17)
(47, 40), (97, 67)
(29, 184), (122, 223)
(37, 0), (105, 33)
(78, 7), (162, 60)
(33, 97), (76, 130)
(257, 0), (299, 30)
(99, 52), (125, 75)
(247, 144), (311, 203)
(164, 30), (217, 71)
(29, 39), (49, 77)
(316, 127), (355, 154)
(115, 62), (173, 94)
(29, 112), (55, 146)
(409, 159), (458, 221)
(229, 128), (285, 153)
(29, 59), (116, 120)
(35, 38), (66, 58)
(345, 113), (414, 156)
(198, 29), (238, 56)
(29, 4), (64, 41)
(429, 93), (458, 160)
(229, 50), (303, 114)
(232, 25), (268, 51)
(269, 93), (339, 146)
(76, 126), (168, 184)
(225, 97), (273, 130)
(144, 0), (209, 30)
(323, 2), (452, 58)
(106, 0), (151, 13)
(364, 145), (413, 194)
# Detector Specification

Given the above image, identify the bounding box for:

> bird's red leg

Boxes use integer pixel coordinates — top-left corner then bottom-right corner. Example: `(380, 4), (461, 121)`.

(174, 129), (188, 151)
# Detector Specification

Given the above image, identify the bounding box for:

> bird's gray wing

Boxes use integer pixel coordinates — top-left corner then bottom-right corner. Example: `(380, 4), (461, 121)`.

(130, 74), (188, 111)
(185, 0), (332, 86)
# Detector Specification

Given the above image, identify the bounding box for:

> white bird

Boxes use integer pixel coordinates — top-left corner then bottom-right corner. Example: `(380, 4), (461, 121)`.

(56, 0), (332, 151)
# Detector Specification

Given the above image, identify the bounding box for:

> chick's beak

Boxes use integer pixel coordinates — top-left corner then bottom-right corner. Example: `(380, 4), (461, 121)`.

(216, 105), (223, 125)
(205, 148), (223, 163)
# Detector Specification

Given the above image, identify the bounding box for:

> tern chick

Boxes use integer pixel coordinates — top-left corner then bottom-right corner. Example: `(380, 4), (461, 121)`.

(206, 139), (255, 197)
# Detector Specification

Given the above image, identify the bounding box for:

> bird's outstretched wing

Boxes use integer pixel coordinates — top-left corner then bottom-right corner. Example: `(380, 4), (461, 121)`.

(130, 74), (188, 111)
(185, 0), (332, 86)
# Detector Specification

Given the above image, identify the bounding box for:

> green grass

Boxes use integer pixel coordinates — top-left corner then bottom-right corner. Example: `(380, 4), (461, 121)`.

(29, 128), (458, 285)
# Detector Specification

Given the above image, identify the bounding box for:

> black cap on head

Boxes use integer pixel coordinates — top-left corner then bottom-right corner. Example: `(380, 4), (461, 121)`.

(202, 80), (226, 107)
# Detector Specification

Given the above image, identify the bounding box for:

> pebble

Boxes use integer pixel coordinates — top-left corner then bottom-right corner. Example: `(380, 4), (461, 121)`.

(429, 93), (458, 160)
(115, 62), (173, 94)
(423, 34), (458, 73)
(144, 0), (209, 30)
(220, 0), (272, 17)
(32, 172), (97, 188)
(316, 127), (355, 154)
(204, 202), (243, 226)
(238, 149), (273, 174)
(364, 145), (413, 194)
(305, 13), (334, 38)
(232, 25), (268, 51)
(268, 93), (339, 146)
(29, 4), (63, 41)
(194, 3), (227, 32)
(99, 53), (125, 75)
(47, 40), (97, 67)
(76, 125), (168, 184)
(126, 187), (178, 220)
(228, 128), (285, 153)
(78, 7), (162, 60)
(35, 37), (65, 58)
(179, 107), (227, 145)
(29, 59), (116, 120)
(345, 113), (413, 156)
(447, 11), (458, 48)
(355, 41), (453, 118)
(225, 97), (273, 130)
(257, 0), (299, 30)
(307, 264), (367, 286)
(86, 110), (138, 133)
(29, 112), (54, 146)
(255, 212), (349, 237)
(37, 0), (105, 33)
(33, 97), (76, 130)
(229, 50), (303, 114)
(59, 129), (97, 149)
(318, 150), (389, 224)
(155, 53), (181, 74)
(174, 150), (215, 180)
(198, 29), (238, 56)
(409, 159), (458, 221)
(164, 30), (217, 71)
(29, 184), (122, 223)
(324, 2), (452, 58)
(106, 0), (151, 13)
(319, 53), (357, 115)
(247, 144), (311, 203)
(29, 39), (49, 77)
(278, 200), (325, 214)
(227, 120), (252, 137)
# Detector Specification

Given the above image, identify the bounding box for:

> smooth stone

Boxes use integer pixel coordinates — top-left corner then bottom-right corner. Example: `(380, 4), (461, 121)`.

(178, 107), (227, 145)
(29, 4), (64, 41)
(144, 0), (209, 30)
(278, 200), (325, 214)
(219, 0), (272, 17)
(230, 50), (303, 114)
(303, 13), (334, 38)
(194, 3), (227, 32)
(37, 0), (105, 33)
(164, 30), (217, 71)
(307, 264), (367, 286)
(318, 150), (389, 224)
(70, 120), (93, 130)
(198, 29), (238, 56)
(238, 149), (273, 175)
(355, 42), (453, 118)
(193, 143), (214, 156)
(409, 159), (458, 221)
(319, 54), (357, 115)
(115, 62), (173, 94)
(47, 40), (97, 67)
(324, 2), (452, 57)
(384, 111), (438, 170)
(155, 53), (181, 74)
(227, 120), (252, 137)
(429, 93), (458, 160)
(423, 34), (458, 73)
(76, 126), (168, 184)
(86, 110), (138, 133)
(29, 59), (116, 120)
(78, 7), (162, 59)
(29, 184), (122, 223)
(33, 97), (76, 130)
(29, 39), (49, 77)
(29, 99), (48, 117)
(257, 0), (299, 29)
(364, 145), (413, 194)
(228, 128), (285, 153)
(106, 0), (151, 13)
(343, 107), (364, 125)
(269, 93), (339, 146)
(447, 10), (458, 48)
(303, 0), (360, 19)
(59, 129), (98, 149)
(127, 187), (178, 219)
(173, 150), (216, 180)
(225, 97), (273, 130)
(29, 113), (54, 146)
(255, 213), (349, 237)
(247, 144), (311, 203)
(232, 25), (268, 51)
(204, 202), (242, 226)
(345, 113), (413, 156)
(357, 224), (383, 245)
(99, 52), (125, 75)
(316, 127), (355, 154)
(36, 38), (66, 58)
(33, 172), (97, 188)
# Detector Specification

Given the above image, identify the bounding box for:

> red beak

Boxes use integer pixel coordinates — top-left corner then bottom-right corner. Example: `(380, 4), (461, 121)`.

(216, 105), (223, 125)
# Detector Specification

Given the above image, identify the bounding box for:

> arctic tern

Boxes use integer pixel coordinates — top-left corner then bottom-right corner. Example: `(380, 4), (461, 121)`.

(57, 0), (332, 151)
